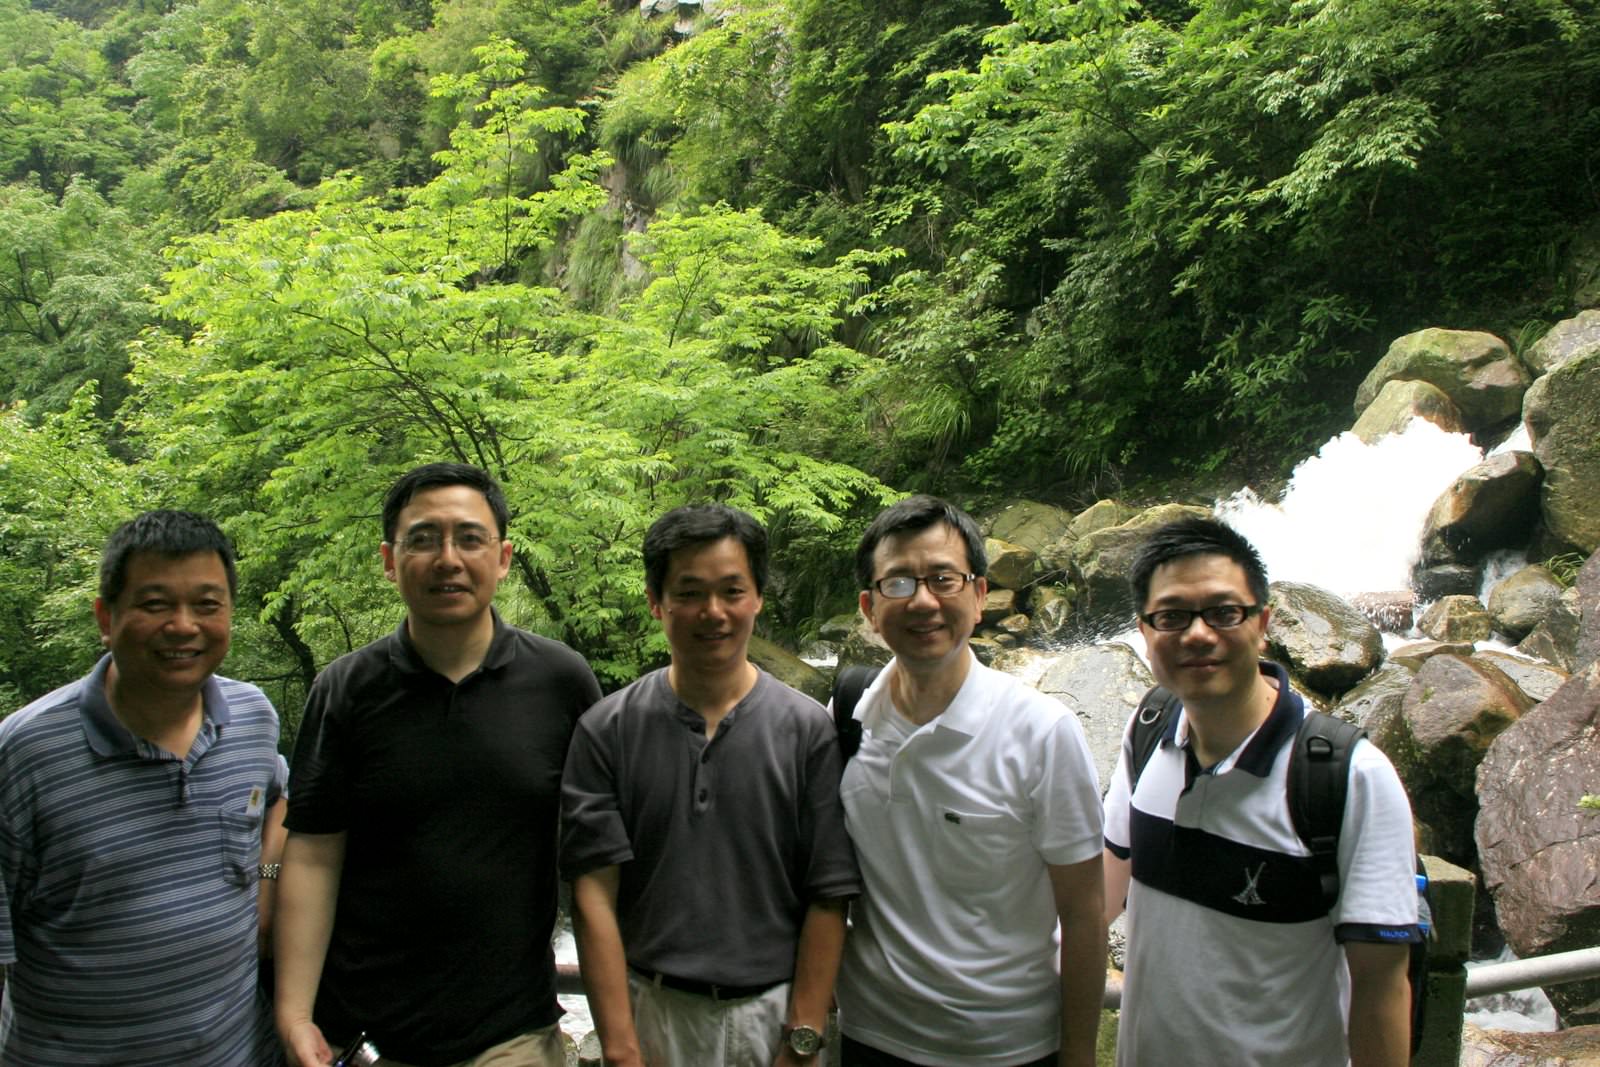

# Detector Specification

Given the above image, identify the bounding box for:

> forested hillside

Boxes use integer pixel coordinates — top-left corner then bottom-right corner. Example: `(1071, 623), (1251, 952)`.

(3, 0), (1597, 730)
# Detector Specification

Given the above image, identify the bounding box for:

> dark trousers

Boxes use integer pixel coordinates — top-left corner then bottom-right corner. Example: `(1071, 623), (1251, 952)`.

(840, 1035), (1057, 1067)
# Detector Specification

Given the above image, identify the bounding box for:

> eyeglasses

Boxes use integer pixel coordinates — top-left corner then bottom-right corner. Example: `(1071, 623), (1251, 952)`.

(871, 572), (976, 599)
(394, 529), (500, 556)
(1140, 604), (1262, 632)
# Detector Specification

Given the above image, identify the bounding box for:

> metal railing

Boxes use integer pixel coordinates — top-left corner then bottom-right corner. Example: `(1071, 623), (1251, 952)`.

(1464, 946), (1600, 999)
(556, 945), (1600, 1006)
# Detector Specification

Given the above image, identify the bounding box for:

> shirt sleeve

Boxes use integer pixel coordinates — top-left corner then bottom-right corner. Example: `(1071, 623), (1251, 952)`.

(283, 671), (350, 835)
(1032, 696), (1106, 866)
(558, 705), (635, 882)
(0, 793), (17, 966)
(798, 711), (860, 900)
(1102, 723), (1134, 858)
(1333, 739), (1422, 941)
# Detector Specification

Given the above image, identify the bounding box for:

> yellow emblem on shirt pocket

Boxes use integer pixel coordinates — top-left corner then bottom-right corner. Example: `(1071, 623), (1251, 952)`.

(929, 808), (1018, 890)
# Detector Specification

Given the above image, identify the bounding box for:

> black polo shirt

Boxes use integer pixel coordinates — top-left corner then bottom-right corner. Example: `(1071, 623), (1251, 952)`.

(287, 614), (601, 1066)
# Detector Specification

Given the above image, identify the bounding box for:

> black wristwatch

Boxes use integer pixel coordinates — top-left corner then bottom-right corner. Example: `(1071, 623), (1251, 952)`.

(784, 1024), (823, 1057)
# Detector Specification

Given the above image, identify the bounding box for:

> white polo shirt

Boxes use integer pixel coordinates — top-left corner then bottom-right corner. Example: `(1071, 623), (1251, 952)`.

(835, 654), (1104, 1064)
(1102, 665), (1420, 1067)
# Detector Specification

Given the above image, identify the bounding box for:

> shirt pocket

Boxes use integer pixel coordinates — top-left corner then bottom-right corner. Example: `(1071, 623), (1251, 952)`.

(928, 808), (1022, 891)
(217, 802), (263, 887)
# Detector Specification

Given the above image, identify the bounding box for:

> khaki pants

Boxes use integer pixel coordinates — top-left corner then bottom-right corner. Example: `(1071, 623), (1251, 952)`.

(375, 1023), (566, 1067)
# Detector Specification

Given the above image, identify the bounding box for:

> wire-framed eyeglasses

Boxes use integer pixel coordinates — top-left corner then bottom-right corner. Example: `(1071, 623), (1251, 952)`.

(870, 572), (977, 599)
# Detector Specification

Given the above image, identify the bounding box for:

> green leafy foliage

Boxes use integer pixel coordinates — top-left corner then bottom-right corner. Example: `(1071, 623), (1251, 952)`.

(126, 45), (888, 713)
(0, 178), (159, 416)
(0, 388), (137, 708)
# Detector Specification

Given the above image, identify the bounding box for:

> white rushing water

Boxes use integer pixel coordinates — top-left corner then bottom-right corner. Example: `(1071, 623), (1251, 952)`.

(1215, 420), (1486, 597)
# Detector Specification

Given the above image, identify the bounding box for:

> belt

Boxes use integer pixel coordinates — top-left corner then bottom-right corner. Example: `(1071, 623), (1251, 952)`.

(631, 967), (783, 1001)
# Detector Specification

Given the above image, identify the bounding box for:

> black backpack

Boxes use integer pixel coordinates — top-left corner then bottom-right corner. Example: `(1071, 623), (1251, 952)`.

(830, 664), (877, 760)
(1125, 685), (1431, 1053)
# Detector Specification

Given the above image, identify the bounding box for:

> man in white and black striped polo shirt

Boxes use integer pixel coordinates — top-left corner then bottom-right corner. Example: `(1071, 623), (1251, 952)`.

(1103, 517), (1420, 1067)
(0, 510), (287, 1066)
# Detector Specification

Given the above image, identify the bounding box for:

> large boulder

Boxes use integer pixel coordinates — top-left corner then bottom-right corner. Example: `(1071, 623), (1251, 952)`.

(1418, 595), (1495, 643)
(1573, 548), (1600, 672)
(1475, 661), (1600, 1026)
(1525, 309), (1600, 376)
(985, 537), (1040, 590)
(1330, 661), (1415, 744)
(837, 620), (892, 669)
(981, 587), (1018, 623)
(1067, 499), (1139, 542)
(1460, 1024), (1600, 1067)
(1486, 565), (1565, 642)
(1265, 582), (1385, 697)
(1030, 585), (1076, 644)
(1473, 650), (1567, 704)
(1417, 451), (1544, 566)
(1411, 562), (1483, 600)
(1354, 329), (1532, 429)
(1526, 348), (1600, 553)
(1052, 504), (1211, 635)
(986, 500), (1074, 555)
(1036, 641), (1153, 791)
(1350, 379), (1466, 443)
(1391, 654), (1532, 865)
(1518, 586), (1583, 672)
(748, 634), (830, 703)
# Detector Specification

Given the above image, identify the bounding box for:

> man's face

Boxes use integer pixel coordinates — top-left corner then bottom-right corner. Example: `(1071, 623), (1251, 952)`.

(94, 550), (233, 699)
(380, 484), (512, 631)
(648, 536), (763, 678)
(1138, 553), (1271, 712)
(858, 522), (985, 672)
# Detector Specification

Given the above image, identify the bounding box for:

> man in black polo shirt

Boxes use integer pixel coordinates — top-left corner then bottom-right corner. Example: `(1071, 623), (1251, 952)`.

(274, 463), (601, 1067)
(560, 504), (859, 1066)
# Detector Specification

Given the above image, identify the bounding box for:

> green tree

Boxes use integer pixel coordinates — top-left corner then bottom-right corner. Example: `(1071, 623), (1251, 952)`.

(0, 387), (136, 708)
(0, 178), (159, 416)
(129, 42), (889, 709)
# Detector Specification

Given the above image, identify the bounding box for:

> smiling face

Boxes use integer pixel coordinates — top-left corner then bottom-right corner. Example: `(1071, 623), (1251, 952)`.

(859, 522), (986, 677)
(1138, 552), (1271, 714)
(380, 483), (512, 633)
(94, 550), (233, 701)
(648, 535), (763, 680)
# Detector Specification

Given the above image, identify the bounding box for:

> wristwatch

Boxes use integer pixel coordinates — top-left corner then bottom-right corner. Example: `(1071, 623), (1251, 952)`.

(784, 1024), (822, 1057)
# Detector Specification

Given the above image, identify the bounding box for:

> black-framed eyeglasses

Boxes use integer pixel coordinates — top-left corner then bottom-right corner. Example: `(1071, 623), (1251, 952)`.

(394, 529), (500, 556)
(871, 572), (976, 599)
(1140, 604), (1262, 632)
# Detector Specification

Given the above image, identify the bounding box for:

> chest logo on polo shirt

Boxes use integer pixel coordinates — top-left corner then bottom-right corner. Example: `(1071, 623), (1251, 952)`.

(1233, 861), (1266, 906)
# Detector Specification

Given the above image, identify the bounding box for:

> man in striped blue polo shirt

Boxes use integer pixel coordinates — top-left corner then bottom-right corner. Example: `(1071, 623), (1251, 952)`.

(0, 510), (287, 1065)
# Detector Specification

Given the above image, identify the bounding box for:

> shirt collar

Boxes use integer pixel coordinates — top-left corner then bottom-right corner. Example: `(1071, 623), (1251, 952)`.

(1173, 659), (1302, 777)
(858, 651), (990, 738)
(391, 609), (512, 676)
(79, 653), (229, 757)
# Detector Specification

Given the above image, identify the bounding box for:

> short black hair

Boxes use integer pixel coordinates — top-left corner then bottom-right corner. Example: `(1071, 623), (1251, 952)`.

(99, 510), (238, 603)
(1128, 516), (1269, 611)
(854, 495), (987, 591)
(643, 504), (769, 598)
(382, 463), (510, 542)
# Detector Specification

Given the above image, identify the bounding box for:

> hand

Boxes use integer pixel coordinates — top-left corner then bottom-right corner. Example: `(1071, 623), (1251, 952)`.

(279, 1016), (334, 1067)
(774, 1048), (816, 1067)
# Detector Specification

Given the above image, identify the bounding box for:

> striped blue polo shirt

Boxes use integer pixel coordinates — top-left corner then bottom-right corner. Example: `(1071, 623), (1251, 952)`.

(0, 655), (285, 1066)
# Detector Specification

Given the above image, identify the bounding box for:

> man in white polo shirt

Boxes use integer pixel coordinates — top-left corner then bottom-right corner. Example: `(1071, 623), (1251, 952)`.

(835, 495), (1106, 1067)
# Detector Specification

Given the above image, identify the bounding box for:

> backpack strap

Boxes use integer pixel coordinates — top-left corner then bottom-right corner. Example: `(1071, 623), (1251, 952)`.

(830, 665), (880, 761)
(1126, 685), (1182, 787)
(1286, 710), (1366, 913)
